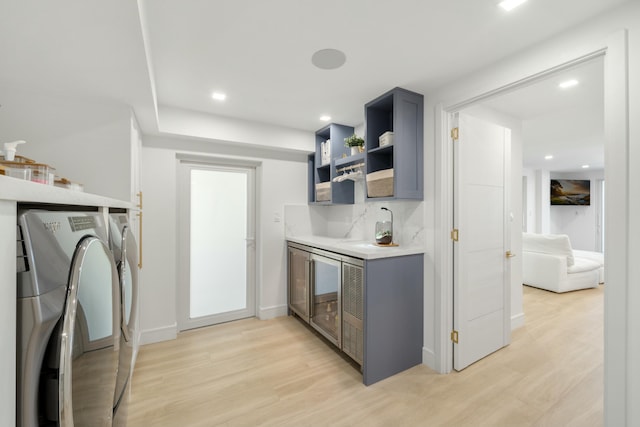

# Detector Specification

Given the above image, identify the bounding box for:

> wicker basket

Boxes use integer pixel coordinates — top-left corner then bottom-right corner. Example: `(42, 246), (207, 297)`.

(366, 169), (394, 198)
(315, 182), (331, 202)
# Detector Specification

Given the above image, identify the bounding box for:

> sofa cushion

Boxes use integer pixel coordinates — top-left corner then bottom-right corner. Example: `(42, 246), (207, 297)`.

(573, 249), (605, 283)
(522, 233), (575, 267)
(573, 250), (604, 267)
(568, 257), (601, 274)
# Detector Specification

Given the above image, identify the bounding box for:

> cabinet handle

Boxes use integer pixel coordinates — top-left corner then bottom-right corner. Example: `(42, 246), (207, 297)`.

(309, 259), (315, 318)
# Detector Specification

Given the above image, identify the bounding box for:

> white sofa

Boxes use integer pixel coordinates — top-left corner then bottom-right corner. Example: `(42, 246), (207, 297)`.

(522, 233), (603, 293)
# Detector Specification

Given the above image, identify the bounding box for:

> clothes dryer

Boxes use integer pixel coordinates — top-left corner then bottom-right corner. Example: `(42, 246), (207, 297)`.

(16, 210), (119, 427)
(108, 212), (139, 426)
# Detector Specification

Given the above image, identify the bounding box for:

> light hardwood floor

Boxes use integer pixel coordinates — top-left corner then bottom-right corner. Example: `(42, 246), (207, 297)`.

(126, 285), (603, 427)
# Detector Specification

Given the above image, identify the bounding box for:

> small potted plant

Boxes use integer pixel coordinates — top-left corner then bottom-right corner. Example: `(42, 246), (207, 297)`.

(344, 134), (365, 155)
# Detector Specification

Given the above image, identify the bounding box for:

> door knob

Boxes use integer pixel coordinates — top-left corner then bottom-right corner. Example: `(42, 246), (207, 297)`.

(506, 250), (516, 258)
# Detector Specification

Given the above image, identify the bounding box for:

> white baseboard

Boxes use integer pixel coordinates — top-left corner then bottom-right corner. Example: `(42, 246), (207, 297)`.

(258, 304), (288, 320)
(511, 312), (525, 330)
(422, 347), (436, 371)
(139, 324), (177, 345)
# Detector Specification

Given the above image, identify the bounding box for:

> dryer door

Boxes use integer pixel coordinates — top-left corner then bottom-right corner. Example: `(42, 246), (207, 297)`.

(116, 224), (138, 342)
(113, 223), (138, 413)
(58, 236), (119, 427)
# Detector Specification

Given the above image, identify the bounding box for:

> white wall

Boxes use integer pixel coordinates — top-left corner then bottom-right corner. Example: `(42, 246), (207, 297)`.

(138, 134), (308, 344)
(158, 105), (314, 153)
(550, 171), (604, 251)
(0, 86), (133, 201)
(0, 201), (16, 427)
(522, 168), (536, 232)
(423, 3), (640, 424)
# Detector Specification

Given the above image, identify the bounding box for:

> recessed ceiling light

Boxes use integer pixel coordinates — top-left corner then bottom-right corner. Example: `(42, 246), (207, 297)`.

(212, 92), (227, 101)
(320, 115), (331, 122)
(559, 79), (579, 89)
(544, 155), (554, 160)
(582, 164), (590, 169)
(499, 0), (527, 11)
(312, 49), (347, 70)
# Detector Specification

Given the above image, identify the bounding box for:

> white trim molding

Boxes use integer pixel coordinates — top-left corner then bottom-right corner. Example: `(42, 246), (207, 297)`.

(258, 304), (288, 320)
(139, 324), (178, 345)
(511, 313), (525, 330)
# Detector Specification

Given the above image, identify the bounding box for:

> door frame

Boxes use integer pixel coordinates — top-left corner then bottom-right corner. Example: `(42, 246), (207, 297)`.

(176, 154), (260, 331)
(434, 30), (629, 408)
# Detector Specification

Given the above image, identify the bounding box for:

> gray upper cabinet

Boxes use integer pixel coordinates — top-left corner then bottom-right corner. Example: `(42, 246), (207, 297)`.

(365, 87), (424, 201)
(309, 123), (355, 205)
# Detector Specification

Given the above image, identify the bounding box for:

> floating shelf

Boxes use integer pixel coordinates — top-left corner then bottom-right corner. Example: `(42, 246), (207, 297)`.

(335, 153), (365, 168)
(367, 145), (394, 155)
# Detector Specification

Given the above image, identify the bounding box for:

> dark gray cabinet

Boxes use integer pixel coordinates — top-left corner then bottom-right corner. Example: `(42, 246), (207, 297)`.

(308, 123), (355, 205)
(365, 87), (424, 200)
(287, 241), (423, 386)
(362, 254), (424, 385)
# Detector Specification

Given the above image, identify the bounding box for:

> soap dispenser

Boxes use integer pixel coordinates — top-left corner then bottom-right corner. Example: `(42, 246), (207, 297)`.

(2, 140), (26, 161)
(375, 207), (394, 245)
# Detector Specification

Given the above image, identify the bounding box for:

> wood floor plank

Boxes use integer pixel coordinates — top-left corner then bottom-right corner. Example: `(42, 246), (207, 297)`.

(126, 285), (603, 426)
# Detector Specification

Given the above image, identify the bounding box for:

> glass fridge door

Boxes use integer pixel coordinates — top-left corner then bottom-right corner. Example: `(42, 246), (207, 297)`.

(310, 253), (341, 347)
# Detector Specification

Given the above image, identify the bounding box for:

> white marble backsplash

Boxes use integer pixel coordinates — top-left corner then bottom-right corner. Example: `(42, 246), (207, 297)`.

(285, 196), (425, 247)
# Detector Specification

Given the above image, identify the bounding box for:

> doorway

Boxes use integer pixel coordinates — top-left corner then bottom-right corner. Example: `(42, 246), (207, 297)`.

(177, 160), (257, 331)
(435, 32), (630, 425)
(436, 49), (607, 373)
(447, 58), (603, 369)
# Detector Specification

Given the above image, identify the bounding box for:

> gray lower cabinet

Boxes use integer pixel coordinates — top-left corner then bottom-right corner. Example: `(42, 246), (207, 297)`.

(287, 242), (423, 386)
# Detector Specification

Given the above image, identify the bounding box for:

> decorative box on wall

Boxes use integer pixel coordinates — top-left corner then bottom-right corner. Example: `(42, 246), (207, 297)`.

(308, 123), (355, 205)
(365, 87), (424, 201)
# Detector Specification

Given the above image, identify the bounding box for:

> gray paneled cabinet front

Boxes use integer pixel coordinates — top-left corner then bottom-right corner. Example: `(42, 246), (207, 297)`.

(287, 242), (424, 386)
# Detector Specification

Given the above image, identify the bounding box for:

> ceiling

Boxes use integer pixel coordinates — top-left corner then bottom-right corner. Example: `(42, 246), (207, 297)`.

(0, 0), (624, 170)
(481, 57), (604, 172)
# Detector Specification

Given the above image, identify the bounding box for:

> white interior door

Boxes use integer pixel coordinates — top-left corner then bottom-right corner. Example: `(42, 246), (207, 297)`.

(453, 112), (512, 371)
(178, 162), (256, 331)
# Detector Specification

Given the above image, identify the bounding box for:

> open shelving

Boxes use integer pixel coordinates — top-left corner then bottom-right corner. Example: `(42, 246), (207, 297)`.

(309, 123), (355, 204)
(364, 87), (423, 201)
(307, 87), (424, 204)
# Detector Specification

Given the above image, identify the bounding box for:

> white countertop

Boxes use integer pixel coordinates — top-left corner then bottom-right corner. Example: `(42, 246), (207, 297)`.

(0, 175), (133, 208)
(287, 235), (425, 260)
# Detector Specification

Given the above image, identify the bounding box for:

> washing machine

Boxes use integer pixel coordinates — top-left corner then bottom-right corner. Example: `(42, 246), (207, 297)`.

(16, 209), (120, 427)
(108, 211), (139, 426)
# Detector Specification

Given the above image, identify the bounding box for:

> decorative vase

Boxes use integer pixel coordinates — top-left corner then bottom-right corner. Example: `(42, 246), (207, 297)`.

(375, 221), (393, 245)
(358, 145), (365, 153)
(350, 146), (359, 155)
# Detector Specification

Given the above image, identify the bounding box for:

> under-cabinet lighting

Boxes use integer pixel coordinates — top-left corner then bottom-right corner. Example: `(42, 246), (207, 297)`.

(499, 0), (527, 11)
(212, 92), (227, 101)
(544, 155), (553, 160)
(320, 115), (331, 122)
(558, 79), (579, 89)
(582, 164), (590, 169)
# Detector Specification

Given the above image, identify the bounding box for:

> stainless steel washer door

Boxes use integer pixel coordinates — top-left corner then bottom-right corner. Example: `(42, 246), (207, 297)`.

(58, 236), (118, 427)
